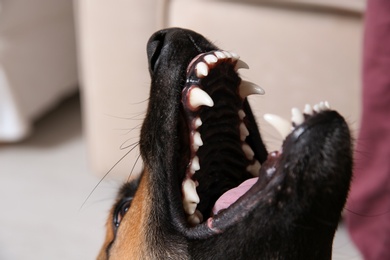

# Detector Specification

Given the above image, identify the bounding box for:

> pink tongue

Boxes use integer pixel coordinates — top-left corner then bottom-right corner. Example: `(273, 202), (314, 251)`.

(212, 177), (258, 215)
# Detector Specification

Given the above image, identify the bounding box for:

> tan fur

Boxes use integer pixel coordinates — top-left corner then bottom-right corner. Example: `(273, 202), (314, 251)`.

(97, 169), (151, 259)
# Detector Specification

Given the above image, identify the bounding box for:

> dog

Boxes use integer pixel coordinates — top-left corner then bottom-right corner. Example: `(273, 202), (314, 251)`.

(98, 28), (353, 259)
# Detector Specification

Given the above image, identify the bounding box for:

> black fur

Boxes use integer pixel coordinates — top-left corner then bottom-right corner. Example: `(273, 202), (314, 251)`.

(106, 28), (353, 259)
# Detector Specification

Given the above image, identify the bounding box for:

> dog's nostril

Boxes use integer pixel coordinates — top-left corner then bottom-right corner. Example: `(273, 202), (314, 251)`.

(147, 32), (167, 74)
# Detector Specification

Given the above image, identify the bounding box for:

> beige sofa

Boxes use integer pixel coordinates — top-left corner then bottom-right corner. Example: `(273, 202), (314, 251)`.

(75, 0), (364, 179)
(0, 0), (78, 141)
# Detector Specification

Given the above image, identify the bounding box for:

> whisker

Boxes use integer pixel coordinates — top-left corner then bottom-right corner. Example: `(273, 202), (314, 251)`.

(344, 207), (390, 218)
(130, 98), (149, 105)
(120, 139), (140, 150)
(120, 124), (142, 136)
(128, 153), (142, 182)
(79, 143), (140, 210)
(103, 111), (146, 120)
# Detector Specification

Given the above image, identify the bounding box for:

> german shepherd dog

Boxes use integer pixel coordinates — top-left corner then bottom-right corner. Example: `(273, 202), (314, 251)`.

(98, 28), (353, 259)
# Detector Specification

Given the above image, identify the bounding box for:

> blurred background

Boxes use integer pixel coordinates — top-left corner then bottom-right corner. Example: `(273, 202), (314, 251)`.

(0, 0), (364, 259)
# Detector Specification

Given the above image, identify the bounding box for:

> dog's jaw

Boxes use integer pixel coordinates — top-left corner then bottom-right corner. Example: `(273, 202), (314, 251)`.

(99, 28), (353, 260)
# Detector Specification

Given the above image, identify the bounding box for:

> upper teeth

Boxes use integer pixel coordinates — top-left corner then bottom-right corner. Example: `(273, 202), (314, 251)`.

(240, 122), (250, 141)
(246, 160), (261, 176)
(214, 51), (226, 59)
(181, 50), (266, 223)
(188, 86), (214, 110)
(182, 178), (200, 215)
(242, 143), (255, 160)
(194, 117), (203, 128)
(196, 62), (209, 78)
(192, 132), (203, 152)
(239, 80), (265, 98)
(235, 59), (249, 70)
(204, 54), (218, 64)
(263, 114), (292, 140)
(238, 109), (246, 120)
(190, 156), (200, 174)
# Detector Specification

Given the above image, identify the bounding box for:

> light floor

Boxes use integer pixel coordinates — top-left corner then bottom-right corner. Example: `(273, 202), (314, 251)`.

(0, 95), (362, 259)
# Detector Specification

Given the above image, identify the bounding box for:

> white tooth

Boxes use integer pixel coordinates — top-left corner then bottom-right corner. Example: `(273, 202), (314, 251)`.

(239, 80), (265, 98)
(187, 210), (203, 225)
(291, 108), (304, 125)
(313, 104), (320, 113)
(223, 51), (232, 58)
(196, 62), (209, 78)
(183, 201), (198, 216)
(190, 156), (200, 174)
(324, 101), (331, 109)
(242, 143), (254, 160)
(192, 132), (203, 151)
(204, 54), (218, 64)
(303, 104), (313, 115)
(235, 59), (249, 70)
(240, 122), (250, 141)
(214, 51), (226, 59)
(194, 117), (203, 128)
(230, 52), (240, 60)
(263, 113), (292, 139)
(246, 160), (261, 176)
(182, 178), (200, 215)
(238, 109), (246, 120)
(189, 87), (214, 109)
(319, 101), (328, 111)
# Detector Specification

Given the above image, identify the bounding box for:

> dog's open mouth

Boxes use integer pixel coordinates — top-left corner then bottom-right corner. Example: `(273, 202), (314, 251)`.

(177, 48), (343, 235)
(100, 28), (352, 259)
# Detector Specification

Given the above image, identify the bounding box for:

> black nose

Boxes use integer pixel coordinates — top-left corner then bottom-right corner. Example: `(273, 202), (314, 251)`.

(147, 29), (168, 74)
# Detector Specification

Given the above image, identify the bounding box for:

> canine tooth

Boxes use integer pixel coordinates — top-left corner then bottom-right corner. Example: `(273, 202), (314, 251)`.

(240, 122), (250, 141)
(189, 87), (214, 109)
(324, 101), (331, 109)
(204, 54), (218, 64)
(183, 178), (200, 215)
(190, 156), (200, 174)
(194, 117), (202, 128)
(239, 80), (265, 98)
(192, 132), (203, 151)
(246, 160), (261, 176)
(214, 51), (226, 59)
(235, 59), (249, 70)
(196, 62), (209, 77)
(263, 114), (291, 139)
(291, 108), (304, 125)
(303, 104), (313, 115)
(242, 143), (254, 160)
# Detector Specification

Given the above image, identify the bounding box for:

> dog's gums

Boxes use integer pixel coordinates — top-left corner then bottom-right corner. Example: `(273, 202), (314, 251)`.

(99, 28), (353, 260)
